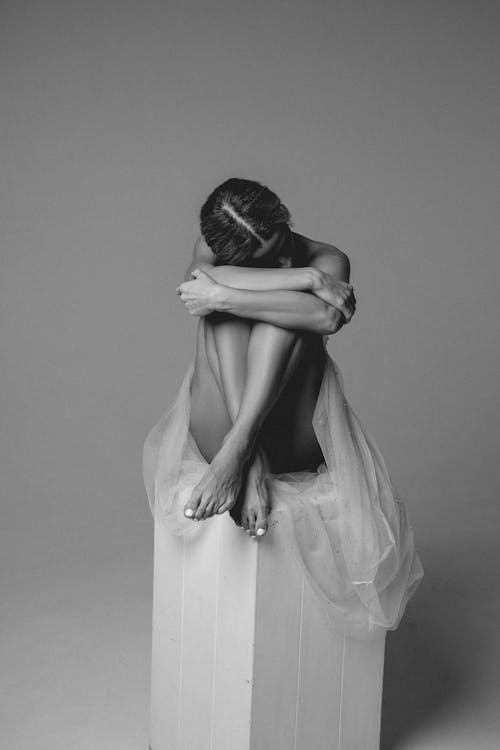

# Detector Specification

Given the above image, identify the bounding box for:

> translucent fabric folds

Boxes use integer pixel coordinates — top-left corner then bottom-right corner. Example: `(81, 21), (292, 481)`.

(143, 351), (423, 636)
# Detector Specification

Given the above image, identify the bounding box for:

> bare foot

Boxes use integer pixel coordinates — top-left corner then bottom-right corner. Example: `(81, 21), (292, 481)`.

(238, 455), (271, 538)
(183, 433), (251, 521)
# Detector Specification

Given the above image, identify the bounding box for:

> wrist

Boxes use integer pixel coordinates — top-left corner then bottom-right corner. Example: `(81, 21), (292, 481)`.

(214, 284), (235, 312)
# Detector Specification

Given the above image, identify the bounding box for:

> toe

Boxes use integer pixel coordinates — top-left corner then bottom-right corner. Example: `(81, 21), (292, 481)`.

(255, 505), (268, 537)
(217, 494), (235, 515)
(195, 492), (211, 520)
(184, 490), (201, 519)
(203, 498), (216, 518)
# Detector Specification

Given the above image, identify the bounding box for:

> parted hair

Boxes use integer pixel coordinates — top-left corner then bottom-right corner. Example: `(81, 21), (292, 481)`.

(199, 178), (292, 265)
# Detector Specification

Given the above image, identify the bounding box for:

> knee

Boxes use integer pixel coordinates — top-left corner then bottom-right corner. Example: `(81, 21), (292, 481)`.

(251, 321), (312, 350)
(203, 314), (252, 379)
(207, 311), (252, 330)
(206, 313), (253, 352)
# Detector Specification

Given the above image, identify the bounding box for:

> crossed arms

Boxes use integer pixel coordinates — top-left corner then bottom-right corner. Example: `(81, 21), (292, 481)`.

(177, 236), (356, 335)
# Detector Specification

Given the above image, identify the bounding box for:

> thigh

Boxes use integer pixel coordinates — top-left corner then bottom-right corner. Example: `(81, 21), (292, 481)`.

(261, 336), (326, 473)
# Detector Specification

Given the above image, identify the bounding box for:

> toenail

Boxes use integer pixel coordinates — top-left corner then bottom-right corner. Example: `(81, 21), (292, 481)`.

(257, 528), (265, 536)
(185, 509), (194, 517)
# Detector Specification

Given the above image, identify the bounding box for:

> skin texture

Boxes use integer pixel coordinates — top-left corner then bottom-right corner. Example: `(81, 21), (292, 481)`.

(177, 229), (355, 537)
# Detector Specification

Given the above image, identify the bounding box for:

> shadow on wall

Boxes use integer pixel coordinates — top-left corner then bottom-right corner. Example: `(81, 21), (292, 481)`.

(380, 530), (498, 748)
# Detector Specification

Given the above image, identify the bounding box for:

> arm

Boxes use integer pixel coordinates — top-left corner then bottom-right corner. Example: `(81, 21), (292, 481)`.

(178, 268), (340, 335)
(216, 286), (336, 334)
(178, 238), (355, 335)
(185, 236), (317, 291)
(199, 263), (319, 293)
(214, 246), (356, 334)
(182, 235), (217, 282)
(307, 245), (355, 335)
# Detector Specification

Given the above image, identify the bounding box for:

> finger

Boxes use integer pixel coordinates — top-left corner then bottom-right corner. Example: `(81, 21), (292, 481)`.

(341, 305), (352, 322)
(345, 297), (355, 314)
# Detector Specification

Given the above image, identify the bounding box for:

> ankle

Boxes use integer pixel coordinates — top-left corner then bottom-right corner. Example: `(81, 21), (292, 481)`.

(222, 423), (258, 458)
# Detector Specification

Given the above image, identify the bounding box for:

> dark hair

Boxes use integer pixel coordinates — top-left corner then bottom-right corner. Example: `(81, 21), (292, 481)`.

(199, 178), (292, 265)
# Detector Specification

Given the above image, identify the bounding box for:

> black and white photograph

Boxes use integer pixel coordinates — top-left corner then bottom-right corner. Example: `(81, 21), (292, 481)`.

(1, 1), (499, 749)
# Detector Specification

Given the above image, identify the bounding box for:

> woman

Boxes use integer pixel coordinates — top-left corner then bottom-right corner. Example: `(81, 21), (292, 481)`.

(177, 178), (355, 538)
(144, 177), (423, 632)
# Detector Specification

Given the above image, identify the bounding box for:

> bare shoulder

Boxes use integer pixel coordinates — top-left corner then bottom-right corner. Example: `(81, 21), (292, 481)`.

(300, 235), (351, 282)
(193, 234), (216, 263)
(182, 235), (216, 282)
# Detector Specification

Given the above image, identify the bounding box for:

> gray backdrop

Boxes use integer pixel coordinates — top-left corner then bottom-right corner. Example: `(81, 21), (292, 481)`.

(1, 1), (499, 748)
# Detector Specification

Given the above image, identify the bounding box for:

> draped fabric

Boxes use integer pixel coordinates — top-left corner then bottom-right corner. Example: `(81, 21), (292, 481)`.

(143, 349), (423, 636)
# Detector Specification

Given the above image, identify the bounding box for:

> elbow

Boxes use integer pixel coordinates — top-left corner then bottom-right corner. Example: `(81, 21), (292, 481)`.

(319, 305), (345, 335)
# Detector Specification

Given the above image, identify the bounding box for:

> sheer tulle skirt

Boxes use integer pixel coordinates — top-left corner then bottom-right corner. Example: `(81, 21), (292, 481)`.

(143, 351), (423, 636)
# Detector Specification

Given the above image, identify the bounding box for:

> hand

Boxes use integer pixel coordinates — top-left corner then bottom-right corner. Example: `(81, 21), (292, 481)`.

(311, 269), (356, 323)
(176, 267), (223, 317)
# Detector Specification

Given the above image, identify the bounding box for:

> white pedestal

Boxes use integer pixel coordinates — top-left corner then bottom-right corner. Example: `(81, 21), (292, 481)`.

(149, 511), (386, 750)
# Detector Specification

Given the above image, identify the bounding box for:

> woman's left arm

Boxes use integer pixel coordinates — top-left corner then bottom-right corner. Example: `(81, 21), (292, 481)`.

(178, 272), (335, 334)
(215, 245), (356, 334)
(193, 246), (356, 326)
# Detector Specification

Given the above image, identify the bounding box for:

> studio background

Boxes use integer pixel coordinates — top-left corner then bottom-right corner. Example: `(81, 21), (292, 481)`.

(1, 1), (499, 748)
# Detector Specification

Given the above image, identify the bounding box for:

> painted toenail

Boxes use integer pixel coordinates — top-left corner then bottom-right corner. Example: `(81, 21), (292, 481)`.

(185, 509), (194, 517)
(257, 528), (265, 536)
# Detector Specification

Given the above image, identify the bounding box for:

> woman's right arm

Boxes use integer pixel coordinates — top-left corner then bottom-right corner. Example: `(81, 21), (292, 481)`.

(183, 236), (355, 324)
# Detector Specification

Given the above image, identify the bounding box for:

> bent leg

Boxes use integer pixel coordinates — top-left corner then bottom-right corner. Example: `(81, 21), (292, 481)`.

(204, 312), (252, 423)
(205, 313), (312, 436)
(230, 321), (314, 535)
(186, 315), (313, 534)
(236, 321), (312, 436)
(184, 314), (254, 523)
(188, 316), (233, 463)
